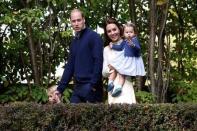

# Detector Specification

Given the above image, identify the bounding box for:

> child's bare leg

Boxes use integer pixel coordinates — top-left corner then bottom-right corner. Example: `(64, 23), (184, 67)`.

(107, 69), (117, 92)
(117, 73), (125, 88)
(108, 69), (116, 82)
(111, 73), (125, 97)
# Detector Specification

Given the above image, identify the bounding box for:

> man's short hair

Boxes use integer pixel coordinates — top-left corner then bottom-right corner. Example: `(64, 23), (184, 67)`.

(70, 8), (84, 18)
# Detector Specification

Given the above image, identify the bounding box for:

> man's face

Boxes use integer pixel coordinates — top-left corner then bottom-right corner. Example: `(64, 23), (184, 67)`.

(70, 11), (85, 32)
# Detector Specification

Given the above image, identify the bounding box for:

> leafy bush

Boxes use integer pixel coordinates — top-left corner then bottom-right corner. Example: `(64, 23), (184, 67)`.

(136, 90), (156, 103)
(0, 84), (48, 103)
(0, 84), (74, 104)
(62, 88), (72, 103)
(0, 102), (197, 130)
(170, 81), (197, 103)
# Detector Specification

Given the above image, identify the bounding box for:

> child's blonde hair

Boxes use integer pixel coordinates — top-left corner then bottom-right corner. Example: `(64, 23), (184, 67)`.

(123, 21), (138, 35)
(47, 85), (57, 96)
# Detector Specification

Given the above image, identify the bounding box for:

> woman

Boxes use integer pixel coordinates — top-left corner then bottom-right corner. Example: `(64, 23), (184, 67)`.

(102, 17), (136, 104)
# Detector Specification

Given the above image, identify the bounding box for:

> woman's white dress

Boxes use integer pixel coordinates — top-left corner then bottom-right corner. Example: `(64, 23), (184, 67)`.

(102, 46), (136, 104)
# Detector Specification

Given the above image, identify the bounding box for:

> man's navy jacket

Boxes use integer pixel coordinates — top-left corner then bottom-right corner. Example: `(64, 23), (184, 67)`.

(57, 28), (103, 94)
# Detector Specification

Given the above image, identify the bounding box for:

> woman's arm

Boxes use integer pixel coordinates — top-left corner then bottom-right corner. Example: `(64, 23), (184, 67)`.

(102, 47), (111, 77)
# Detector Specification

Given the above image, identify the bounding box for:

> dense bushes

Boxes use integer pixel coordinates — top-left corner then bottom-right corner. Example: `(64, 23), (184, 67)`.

(0, 102), (197, 130)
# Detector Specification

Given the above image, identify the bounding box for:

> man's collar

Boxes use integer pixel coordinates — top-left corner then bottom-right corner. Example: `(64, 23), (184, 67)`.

(74, 26), (86, 39)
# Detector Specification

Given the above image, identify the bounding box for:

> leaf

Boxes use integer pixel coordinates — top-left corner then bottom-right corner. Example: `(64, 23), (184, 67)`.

(4, 15), (12, 24)
(169, 9), (178, 18)
(1, 77), (7, 81)
(27, 16), (32, 23)
(157, 0), (167, 6)
(13, 11), (18, 15)
(3, 81), (9, 87)
(52, 0), (57, 6)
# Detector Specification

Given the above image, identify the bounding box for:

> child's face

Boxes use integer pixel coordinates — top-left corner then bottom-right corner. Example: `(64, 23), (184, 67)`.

(124, 26), (135, 39)
(48, 90), (56, 103)
(47, 86), (60, 103)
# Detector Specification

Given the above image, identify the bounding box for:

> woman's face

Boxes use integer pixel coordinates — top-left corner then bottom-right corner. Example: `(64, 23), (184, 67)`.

(106, 23), (121, 42)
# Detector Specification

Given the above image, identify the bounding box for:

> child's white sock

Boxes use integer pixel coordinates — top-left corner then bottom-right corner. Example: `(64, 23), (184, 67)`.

(115, 84), (122, 89)
(108, 80), (113, 85)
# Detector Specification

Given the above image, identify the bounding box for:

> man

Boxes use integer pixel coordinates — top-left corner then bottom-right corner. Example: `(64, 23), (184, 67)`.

(53, 9), (103, 103)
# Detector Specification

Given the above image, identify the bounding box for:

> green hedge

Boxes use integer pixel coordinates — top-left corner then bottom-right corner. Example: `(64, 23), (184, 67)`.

(0, 102), (197, 130)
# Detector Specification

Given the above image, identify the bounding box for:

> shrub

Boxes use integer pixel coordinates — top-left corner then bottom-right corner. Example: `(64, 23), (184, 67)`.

(0, 102), (197, 130)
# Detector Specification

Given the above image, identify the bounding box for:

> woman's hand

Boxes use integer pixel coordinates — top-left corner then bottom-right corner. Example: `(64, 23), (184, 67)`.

(108, 64), (115, 71)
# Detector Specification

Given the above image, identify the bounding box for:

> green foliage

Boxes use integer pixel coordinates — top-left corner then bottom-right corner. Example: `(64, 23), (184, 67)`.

(0, 83), (73, 104)
(31, 86), (48, 103)
(170, 81), (197, 103)
(1, 102), (197, 130)
(0, 85), (48, 104)
(0, 76), (9, 87)
(20, 8), (43, 25)
(136, 91), (156, 103)
(62, 88), (72, 103)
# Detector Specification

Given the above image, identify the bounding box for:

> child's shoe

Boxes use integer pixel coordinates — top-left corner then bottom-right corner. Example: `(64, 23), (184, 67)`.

(112, 86), (122, 97)
(107, 82), (114, 92)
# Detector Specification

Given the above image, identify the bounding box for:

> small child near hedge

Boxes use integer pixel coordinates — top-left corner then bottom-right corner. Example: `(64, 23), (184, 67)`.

(47, 85), (61, 104)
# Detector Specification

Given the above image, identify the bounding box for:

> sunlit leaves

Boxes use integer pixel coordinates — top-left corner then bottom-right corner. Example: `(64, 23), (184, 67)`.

(169, 9), (178, 18)
(61, 30), (72, 38)
(3, 15), (13, 24)
(20, 8), (43, 25)
(1, 13), (17, 24)
(157, 0), (167, 6)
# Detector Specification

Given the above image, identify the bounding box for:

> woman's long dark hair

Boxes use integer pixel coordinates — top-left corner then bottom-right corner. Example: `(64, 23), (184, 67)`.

(103, 17), (123, 46)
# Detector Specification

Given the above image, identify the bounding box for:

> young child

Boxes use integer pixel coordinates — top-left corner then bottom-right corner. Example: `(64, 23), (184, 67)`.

(108, 22), (146, 97)
(47, 85), (61, 104)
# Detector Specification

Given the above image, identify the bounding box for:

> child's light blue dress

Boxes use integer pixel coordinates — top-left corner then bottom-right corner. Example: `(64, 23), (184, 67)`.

(110, 37), (146, 76)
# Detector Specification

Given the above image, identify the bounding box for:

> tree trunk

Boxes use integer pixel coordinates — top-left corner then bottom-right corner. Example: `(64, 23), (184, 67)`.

(157, 0), (169, 102)
(37, 39), (43, 86)
(110, 0), (114, 17)
(135, 76), (146, 91)
(19, 51), (32, 95)
(172, 0), (185, 75)
(114, 0), (119, 17)
(128, 0), (136, 24)
(149, 0), (157, 96)
(27, 24), (40, 85)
